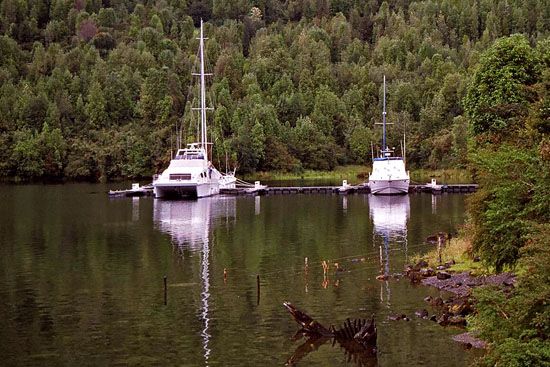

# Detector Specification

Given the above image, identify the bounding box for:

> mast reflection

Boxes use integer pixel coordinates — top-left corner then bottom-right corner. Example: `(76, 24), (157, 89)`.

(368, 194), (410, 304)
(153, 197), (236, 365)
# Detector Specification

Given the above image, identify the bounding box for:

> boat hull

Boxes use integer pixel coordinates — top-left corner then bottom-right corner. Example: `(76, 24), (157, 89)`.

(368, 179), (409, 195)
(153, 181), (220, 199)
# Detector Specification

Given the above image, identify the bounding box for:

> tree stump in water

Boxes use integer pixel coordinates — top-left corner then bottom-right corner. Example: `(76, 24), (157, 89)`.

(283, 302), (377, 365)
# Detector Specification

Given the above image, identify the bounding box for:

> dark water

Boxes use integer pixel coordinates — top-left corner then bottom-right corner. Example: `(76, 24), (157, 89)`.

(0, 184), (479, 366)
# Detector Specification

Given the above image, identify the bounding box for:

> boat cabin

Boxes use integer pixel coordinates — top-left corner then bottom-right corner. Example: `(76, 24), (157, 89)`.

(174, 145), (207, 161)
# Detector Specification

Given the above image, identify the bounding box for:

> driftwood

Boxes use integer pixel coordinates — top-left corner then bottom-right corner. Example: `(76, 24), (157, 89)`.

(283, 302), (377, 366)
(283, 302), (332, 336)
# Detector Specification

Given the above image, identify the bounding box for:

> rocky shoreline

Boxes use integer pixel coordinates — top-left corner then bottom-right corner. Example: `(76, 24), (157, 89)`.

(385, 260), (516, 349)
(421, 271), (515, 297)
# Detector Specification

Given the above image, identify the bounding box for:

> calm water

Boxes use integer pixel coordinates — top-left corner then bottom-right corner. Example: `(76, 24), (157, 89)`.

(0, 184), (478, 366)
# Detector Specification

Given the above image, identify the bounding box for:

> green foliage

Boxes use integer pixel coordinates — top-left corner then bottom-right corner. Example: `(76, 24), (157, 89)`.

(468, 145), (548, 271)
(10, 123), (66, 179)
(0, 1), (548, 181)
(465, 36), (549, 271)
(464, 34), (540, 137)
(10, 128), (43, 178)
(85, 80), (108, 128)
(98, 8), (116, 28)
(464, 31), (549, 367)
(469, 224), (550, 366)
(479, 338), (550, 367)
(348, 125), (372, 163)
(289, 116), (342, 170)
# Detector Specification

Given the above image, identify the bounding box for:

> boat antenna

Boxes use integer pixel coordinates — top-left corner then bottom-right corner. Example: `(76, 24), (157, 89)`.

(382, 75), (386, 152)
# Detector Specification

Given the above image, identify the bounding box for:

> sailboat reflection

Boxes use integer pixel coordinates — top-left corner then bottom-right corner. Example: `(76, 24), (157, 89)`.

(368, 194), (410, 304)
(153, 197), (236, 365)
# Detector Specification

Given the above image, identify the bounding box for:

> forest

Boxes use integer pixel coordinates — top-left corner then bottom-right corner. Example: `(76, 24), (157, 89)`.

(1, 1), (549, 365)
(0, 0), (548, 180)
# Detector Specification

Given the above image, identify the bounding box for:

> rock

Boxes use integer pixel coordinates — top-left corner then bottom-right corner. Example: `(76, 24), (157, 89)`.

(429, 315), (437, 322)
(448, 316), (467, 327)
(424, 296), (433, 303)
(431, 296), (444, 307)
(388, 314), (409, 321)
(437, 314), (449, 326)
(420, 268), (435, 277)
(415, 309), (429, 319)
(416, 260), (429, 268)
(449, 300), (472, 316)
(426, 235), (438, 243)
(436, 265), (448, 271)
(452, 332), (488, 349)
(406, 270), (423, 283)
(436, 271), (452, 280)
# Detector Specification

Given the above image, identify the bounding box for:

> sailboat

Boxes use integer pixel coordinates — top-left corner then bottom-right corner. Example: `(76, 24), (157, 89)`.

(153, 20), (236, 199)
(368, 76), (410, 195)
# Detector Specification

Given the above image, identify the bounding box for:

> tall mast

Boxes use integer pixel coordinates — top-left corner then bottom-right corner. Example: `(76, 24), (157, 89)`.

(199, 19), (207, 150)
(382, 75), (386, 153)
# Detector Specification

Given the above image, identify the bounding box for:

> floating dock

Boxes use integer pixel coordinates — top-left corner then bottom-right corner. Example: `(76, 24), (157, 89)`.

(221, 184), (478, 196)
(108, 183), (154, 197)
(110, 183), (478, 197)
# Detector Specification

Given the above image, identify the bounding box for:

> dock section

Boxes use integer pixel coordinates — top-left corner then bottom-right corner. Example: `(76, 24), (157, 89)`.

(109, 182), (478, 197)
(221, 184), (477, 196)
(109, 183), (153, 197)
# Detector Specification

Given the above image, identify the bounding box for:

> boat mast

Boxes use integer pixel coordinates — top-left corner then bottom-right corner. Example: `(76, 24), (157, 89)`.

(199, 19), (207, 151)
(382, 75), (386, 154)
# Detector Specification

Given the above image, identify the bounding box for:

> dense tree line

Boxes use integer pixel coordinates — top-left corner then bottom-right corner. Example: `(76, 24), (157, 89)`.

(0, 0), (548, 180)
(463, 35), (549, 366)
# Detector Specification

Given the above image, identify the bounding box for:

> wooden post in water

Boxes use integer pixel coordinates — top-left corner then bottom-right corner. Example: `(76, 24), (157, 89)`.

(379, 246), (383, 275)
(164, 275), (167, 305)
(437, 235), (443, 264)
(256, 274), (261, 305)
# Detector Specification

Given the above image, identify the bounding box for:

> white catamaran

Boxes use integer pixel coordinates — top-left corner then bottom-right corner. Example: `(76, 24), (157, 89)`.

(368, 76), (410, 195)
(153, 20), (235, 199)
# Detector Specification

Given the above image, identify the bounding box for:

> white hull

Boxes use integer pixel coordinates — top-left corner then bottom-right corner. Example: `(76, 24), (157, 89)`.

(369, 75), (410, 196)
(369, 179), (409, 195)
(154, 181), (220, 198)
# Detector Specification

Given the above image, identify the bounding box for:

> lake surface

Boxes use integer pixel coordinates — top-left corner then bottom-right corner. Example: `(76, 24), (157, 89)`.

(0, 184), (479, 366)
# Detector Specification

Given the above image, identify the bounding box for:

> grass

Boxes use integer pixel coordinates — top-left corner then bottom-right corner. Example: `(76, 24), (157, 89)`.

(244, 165), (473, 184)
(409, 168), (473, 184)
(412, 237), (494, 276)
(413, 235), (526, 276)
(243, 165), (370, 184)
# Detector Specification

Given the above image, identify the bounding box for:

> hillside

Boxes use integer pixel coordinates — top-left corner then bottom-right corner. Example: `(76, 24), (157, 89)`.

(0, 0), (548, 180)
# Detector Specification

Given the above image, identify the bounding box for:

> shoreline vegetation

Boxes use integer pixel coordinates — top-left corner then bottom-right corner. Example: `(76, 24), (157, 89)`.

(412, 235), (490, 276)
(245, 166), (472, 184)
(0, 166), (473, 185)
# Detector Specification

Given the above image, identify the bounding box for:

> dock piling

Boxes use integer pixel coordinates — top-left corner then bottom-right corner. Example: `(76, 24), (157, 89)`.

(256, 274), (261, 305)
(164, 275), (167, 305)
